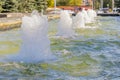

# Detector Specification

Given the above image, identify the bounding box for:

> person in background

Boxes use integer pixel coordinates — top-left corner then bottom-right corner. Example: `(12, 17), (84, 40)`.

(72, 7), (78, 16)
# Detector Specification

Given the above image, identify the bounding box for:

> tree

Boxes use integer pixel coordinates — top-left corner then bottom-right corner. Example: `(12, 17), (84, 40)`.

(103, 0), (112, 8)
(47, 0), (54, 7)
(0, 0), (48, 13)
(34, 0), (47, 12)
(2, 0), (15, 12)
(57, 0), (69, 6)
(94, 0), (101, 9)
(115, 0), (120, 7)
(56, 0), (82, 6)
(69, 0), (82, 6)
(0, 0), (4, 12)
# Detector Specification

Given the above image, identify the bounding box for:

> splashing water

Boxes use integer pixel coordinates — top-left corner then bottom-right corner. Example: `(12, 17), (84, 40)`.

(56, 10), (75, 38)
(73, 12), (85, 28)
(3, 11), (56, 63)
(0, 15), (119, 80)
(87, 9), (97, 22)
(82, 8), (91, 24)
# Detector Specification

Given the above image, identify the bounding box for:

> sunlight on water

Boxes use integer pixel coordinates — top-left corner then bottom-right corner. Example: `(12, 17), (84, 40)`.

(0, 29), (21, 55)
(0, 41), (19, 54)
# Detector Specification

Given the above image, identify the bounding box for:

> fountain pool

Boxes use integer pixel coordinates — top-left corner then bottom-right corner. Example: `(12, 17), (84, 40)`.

(0, 16), (120, 80)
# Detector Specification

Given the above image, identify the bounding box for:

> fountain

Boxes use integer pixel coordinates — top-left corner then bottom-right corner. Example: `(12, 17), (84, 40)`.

(82, 8), (91, 24)
(56, 10), (75, 38)
(72, 11), (85, 28)
(87, 9), (97, 22)
(93, 10), (97, 18)
(5, 10), (56, 63)
(0, 9), (119, 80)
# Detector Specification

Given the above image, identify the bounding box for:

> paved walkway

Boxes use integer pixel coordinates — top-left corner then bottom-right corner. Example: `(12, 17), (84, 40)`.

(0, 14), (60, 31)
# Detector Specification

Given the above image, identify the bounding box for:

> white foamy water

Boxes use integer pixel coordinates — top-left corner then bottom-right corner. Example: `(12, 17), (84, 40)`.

(0, 15), (120, 80)
(73, 12), (85, 28)
(56, 10), (75, 38)
(82, 8), (91, 24)
(3, 11), (56, 63)
(87, 9), (97, 22)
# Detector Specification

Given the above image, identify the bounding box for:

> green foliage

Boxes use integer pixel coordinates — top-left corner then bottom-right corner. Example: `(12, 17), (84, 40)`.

(115, 0), (120, 7)
(0, 0), (4, 12)
(47, 0), (54, 7)
(94, 0), (100, 9)
(2, 0), (14, 12)
(57, 0), (70, 6)
(56, 0), (82, 6)
(69, 0), (82, 6)
(103, 0), (112, 8)
(0, 0), (120, 12)
(94, 0), (120, 9)
(34, 0), (48, 12)
(0, 0), (48, 13)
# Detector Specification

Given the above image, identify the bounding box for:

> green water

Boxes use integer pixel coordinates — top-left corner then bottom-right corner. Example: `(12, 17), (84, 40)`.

(0, 17), (120, 80)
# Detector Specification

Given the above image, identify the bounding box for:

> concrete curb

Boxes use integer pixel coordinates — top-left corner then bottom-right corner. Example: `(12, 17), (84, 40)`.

(0, 14), (60, 31)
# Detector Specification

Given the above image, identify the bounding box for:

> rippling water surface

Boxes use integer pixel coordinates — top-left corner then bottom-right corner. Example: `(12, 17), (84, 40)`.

(0, 17), (120, 80)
